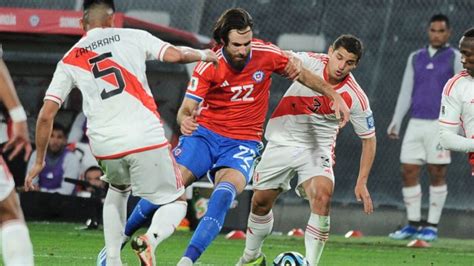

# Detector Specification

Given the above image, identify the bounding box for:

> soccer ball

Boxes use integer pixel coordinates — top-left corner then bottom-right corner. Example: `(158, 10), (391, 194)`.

(273, 251), (309, 266)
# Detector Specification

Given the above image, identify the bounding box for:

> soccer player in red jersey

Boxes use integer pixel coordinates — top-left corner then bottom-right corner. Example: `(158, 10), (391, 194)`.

(174, 8), (349, 265)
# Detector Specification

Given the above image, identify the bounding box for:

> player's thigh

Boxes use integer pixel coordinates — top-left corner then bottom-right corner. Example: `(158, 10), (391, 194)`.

(127, 147), (184, 205)
(213, 139), (263, 185)
(425, 122), (451, 164)
(173, 131), (214, 181)
(294, 147), (334, 199)
(253, 144), (295, 194)
(400, 119), (426, 165)
(0, 157), (23, 222)
(0, 190), (23, 223)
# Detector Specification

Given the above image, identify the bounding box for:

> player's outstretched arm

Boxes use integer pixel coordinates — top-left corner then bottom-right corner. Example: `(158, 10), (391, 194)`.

(439, 125), (474, 152)
(177, 98), (200, 136)
(24, 100), (60, 191)
(0, 59), (32, 161)
(354, 136), (376, 214)
(297, 67), (350, 127)
(163, 46), (218, 65)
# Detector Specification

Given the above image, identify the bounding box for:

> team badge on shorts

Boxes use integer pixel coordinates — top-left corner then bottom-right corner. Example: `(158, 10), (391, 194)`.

(252, 70), (265, 83)
(173, 147), (182, 157)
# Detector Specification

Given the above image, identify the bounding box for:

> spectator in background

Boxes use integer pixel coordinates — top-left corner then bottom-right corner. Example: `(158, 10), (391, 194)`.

(28, 123), (81, 195)
(79, 165), (107, 198)
(68, 111), (87, 144)
(387, 14), (462, 241)
(67, 111), (100, 175)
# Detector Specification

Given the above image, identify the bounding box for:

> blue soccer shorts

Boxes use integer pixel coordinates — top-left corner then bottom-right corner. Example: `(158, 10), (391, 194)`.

(173, 126), (262, 184)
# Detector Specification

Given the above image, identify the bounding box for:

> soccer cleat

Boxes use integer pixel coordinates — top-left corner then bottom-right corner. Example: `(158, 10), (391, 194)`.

(388, 225), (419, 240)
(131, 235), (156, 266)
(236, 253), (266, 266)
(96, 236), (130, 266)
(417, 226), (438, 242)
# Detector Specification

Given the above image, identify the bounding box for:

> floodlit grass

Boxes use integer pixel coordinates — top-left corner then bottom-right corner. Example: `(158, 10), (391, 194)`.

(14, 222), (474, 265)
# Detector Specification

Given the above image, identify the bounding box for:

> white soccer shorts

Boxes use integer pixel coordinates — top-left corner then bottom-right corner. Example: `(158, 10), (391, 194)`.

(0, 156), (15, 201)
(253, 143), (334, 199)
(100, 146), (184, 205)
(400, 118), (451, 165)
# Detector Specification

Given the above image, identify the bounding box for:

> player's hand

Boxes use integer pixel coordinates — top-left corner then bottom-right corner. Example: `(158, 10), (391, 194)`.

(180, 110), (199, 136)
(387, 121), (399, 139)
(3, 121), (32, 161)
(201, 49), (219, 66)
(24, 161), (44, 192)
(330, 94), (350, 128)
(283, 51), (301, 80)
(355, 182), (373, 214)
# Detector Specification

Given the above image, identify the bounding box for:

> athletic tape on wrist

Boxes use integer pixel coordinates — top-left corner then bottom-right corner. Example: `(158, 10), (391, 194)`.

(9, 106), (27, 122)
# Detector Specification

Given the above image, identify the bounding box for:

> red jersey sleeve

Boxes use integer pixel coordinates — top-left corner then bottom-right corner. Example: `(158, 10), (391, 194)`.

(267, 43), (289, 75)
(185, 61), (216, 102)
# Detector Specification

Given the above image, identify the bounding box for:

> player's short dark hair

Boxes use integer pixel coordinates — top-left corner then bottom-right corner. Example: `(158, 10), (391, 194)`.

(463, 27), (474, 38)
(212, 8), (253, 45)
(429, 14), (450, 28)
(83, 0), (115, 12)
(52, 123), (67, 136)
(332, 34), (363, 62)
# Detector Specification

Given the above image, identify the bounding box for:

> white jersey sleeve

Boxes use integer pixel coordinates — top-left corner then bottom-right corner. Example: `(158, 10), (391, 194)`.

(140, 30), (172, 62)
(295, 52), (326, 72)
(439, 71), (474, 152)
(44, 62), (75, 106)
(347, 78), (375, 138)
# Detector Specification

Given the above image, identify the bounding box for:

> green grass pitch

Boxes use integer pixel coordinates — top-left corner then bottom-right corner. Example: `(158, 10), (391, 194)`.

(11, 222), (474, 265)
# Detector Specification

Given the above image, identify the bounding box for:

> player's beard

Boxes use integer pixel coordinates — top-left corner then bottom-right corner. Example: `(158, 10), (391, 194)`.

(230, 54), (248, 71)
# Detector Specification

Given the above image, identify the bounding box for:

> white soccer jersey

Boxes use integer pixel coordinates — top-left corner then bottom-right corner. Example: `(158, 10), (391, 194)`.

(439, 71), (474, 138)
(45, 28), (172, 159)
(265, 53), (375, 148)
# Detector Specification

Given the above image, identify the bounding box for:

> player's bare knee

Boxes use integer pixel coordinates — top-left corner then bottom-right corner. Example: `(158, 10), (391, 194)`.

(401, 164), (421, 185)
(251, 191), (274, 215)
(427, 164), (447, 185)
(310, 192), (331, 209)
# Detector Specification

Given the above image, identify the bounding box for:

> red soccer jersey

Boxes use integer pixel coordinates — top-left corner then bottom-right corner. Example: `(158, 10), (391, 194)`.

(185, 39), (289, 141)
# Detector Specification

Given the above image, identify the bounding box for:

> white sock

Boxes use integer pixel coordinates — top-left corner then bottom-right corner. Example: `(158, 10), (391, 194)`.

(103, 187), (130, 265)
(427, 185), (448, 225)
(242, 211), (274, 261)
(2, 220), (34, 266)
(402, 185), (422, 222)
(145, 200), (187, 248)
(305, 213), (329, 266)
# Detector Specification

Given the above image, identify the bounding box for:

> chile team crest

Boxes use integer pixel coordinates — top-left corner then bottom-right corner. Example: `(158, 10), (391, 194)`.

(252, 70), (265, 83)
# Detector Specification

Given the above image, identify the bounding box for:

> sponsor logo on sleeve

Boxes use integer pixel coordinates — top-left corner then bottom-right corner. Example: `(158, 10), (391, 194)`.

(187, 77), (198, 91)
(366, 115), (375, 129)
